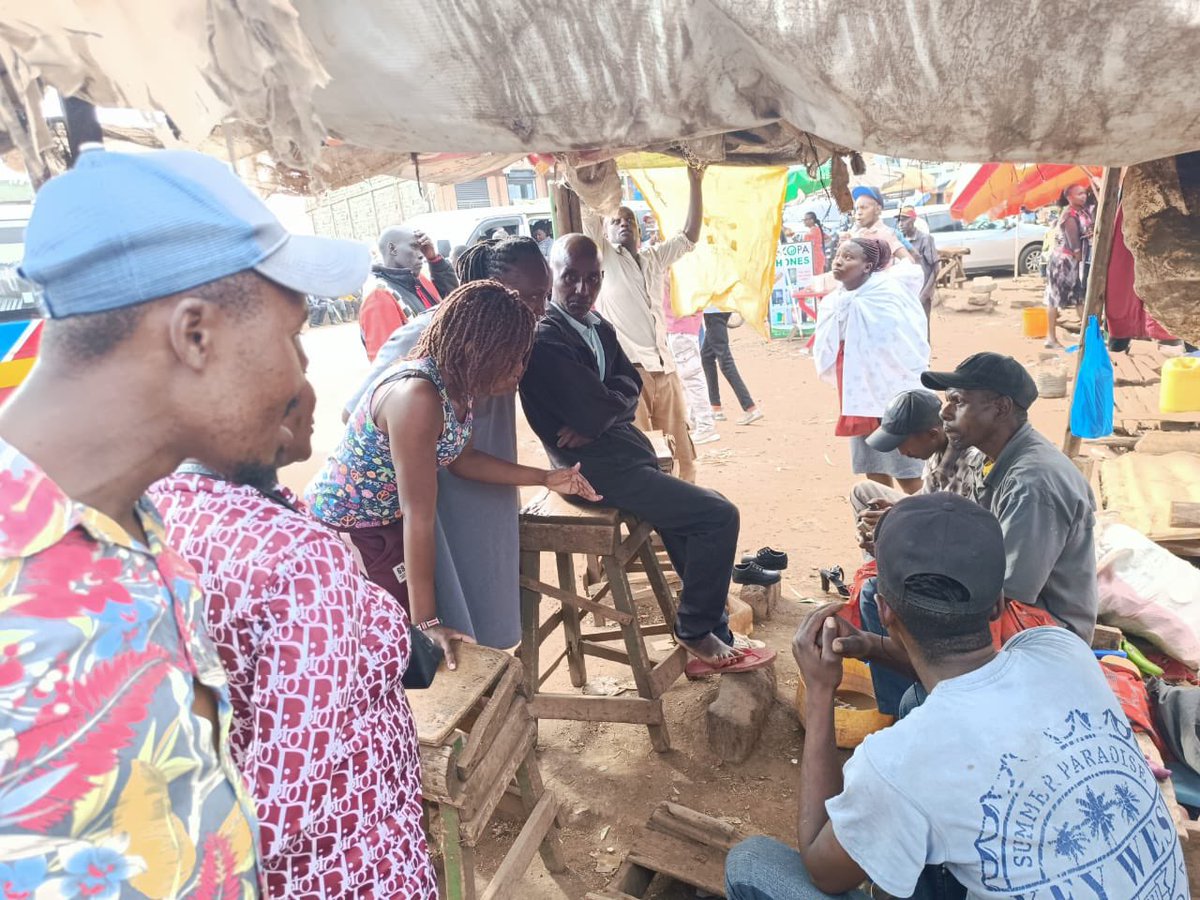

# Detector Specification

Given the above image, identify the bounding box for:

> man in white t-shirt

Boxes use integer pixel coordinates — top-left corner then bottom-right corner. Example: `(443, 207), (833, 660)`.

(725, 493), (1185, 900)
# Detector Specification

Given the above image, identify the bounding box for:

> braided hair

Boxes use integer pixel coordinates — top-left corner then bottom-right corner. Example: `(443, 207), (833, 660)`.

(849, 237), (892, 273)
(455, 236), (546, 285)
(412, 279), (536, 403)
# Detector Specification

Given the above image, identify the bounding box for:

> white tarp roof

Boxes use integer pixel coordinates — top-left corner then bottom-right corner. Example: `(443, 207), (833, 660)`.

(2, 0), (1199, 182)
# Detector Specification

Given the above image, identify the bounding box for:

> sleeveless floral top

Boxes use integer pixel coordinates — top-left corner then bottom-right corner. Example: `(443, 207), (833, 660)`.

(306, 357), (473, 529)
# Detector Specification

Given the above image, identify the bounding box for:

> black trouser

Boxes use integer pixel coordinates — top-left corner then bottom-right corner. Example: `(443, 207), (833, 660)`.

(701, 312), (755, 410)
(577, 453), (738, 642)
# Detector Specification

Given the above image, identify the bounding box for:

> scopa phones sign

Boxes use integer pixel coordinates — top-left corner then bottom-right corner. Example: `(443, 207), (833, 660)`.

(769, 241), (816, 339)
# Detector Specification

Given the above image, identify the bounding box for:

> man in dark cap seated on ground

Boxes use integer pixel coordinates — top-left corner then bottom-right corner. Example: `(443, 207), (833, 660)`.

(725, 494), (1184, 900)
(518, 234), (775, 675)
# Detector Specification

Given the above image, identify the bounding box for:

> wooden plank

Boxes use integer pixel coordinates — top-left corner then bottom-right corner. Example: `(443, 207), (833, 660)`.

(410, 644), (510, 746)
(1171, 502), (1200, 528)
(420, 739), (464, 804)
(1063, 166), (1121, 457)
(648, 802), (746, 852)
(519, 550), (542, 700)
(537, 647), (570, 686)
(648, 646), (688, 698)
(538, 607), (565, 647)
(608, 860), (656, 897)
(556, 551), (588, 688)
(519, 574), (633, 625)
(457, 661), (522, 774)
(1138, 432), (1200, 455)
(479, 792), (560, 900)
(461, 705), (538, 840)
(626, 826), (730, 896)
(529, 692), (664, 725)
(581, 641), (633, 666)
(519, 520), (620, 556)
(515, 747), (565, 872)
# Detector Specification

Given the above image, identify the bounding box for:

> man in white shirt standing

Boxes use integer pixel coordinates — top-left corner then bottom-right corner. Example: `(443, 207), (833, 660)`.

(587, 166), (705, 482)
(725, 493), (1184, 900)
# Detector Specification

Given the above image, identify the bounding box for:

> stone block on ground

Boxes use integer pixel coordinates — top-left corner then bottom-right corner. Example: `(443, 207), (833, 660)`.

(706, 663), (777, 763)
(726, 595), (754, 636)
(740, 581), (780, 623)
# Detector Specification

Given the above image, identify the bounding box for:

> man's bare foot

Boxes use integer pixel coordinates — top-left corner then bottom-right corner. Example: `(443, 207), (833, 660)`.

(1044, 338), (1062, 350)
(676, 632), (742, 665)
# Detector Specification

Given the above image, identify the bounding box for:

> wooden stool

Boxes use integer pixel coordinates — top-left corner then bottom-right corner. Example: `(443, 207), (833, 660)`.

(408, 644), (564, 900)
(518, 490), (689, 752)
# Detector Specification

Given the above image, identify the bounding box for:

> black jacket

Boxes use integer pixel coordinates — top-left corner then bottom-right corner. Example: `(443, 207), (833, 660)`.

(374, 258), (459, 315)
(519, 304), (656, 471)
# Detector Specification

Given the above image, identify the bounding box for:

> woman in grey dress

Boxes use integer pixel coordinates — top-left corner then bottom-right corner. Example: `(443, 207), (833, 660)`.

(343, 237), (551, 647)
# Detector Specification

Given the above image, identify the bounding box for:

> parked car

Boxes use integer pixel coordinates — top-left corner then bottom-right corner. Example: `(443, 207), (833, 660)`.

(404, 200), (652, 259)
(883, 204), (1047, 277)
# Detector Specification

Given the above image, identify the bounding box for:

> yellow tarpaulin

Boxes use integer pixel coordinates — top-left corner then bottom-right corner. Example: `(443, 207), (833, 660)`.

(627, 165), (787, 336)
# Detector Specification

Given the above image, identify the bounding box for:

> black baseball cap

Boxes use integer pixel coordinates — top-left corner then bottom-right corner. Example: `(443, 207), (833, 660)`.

(874, 493), (1006, 616)
(921, 352), (1039, 409)
(865, 389), (943, 452)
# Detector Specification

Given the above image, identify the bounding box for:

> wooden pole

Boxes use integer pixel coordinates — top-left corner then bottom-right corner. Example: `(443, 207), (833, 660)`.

(1062, 166), (1121, 457)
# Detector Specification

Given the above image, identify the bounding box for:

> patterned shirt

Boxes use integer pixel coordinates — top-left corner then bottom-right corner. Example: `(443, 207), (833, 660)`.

(306, 357), (473, 529)
(921, 441), (986, 501)
(0, 439), (259, 899)
(148, 473), (435, 898)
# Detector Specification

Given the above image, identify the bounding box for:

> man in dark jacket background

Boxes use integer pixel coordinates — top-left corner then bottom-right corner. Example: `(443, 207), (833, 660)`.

(519, 234), (745, 667)
(359, 225), (458, 360)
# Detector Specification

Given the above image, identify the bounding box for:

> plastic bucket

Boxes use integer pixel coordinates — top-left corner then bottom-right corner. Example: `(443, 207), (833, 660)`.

(1022, 306), (1048, 339)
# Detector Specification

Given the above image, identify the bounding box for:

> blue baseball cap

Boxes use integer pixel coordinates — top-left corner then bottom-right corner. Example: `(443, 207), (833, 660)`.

(851, 185), (884, 207)
(20, 148), (370, 319)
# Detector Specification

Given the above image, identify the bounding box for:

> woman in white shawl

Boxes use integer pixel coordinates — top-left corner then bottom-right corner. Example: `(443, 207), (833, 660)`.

(813, 238), (930, 491)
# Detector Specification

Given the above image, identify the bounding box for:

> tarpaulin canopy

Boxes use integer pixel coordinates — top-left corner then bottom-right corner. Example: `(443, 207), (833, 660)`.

(950, 163), (1103, 220)
(1, 0), (1198, 189)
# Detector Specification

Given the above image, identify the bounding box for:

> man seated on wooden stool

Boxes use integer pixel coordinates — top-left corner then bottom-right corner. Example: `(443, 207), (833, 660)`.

(519, 234), (773, 675)
(726, 494), (1184, 900)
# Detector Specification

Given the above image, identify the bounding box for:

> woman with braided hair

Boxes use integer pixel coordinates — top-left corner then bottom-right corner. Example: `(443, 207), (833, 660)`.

(309, 278), (598, 667)
(813, 237), (930, 490)
(336, 236), (551, 650)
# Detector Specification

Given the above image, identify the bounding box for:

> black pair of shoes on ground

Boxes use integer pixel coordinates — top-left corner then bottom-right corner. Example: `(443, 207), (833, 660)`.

(732, 547), (787, 586)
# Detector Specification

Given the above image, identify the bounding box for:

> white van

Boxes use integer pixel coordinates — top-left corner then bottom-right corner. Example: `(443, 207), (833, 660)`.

(405, 200), (653, 258)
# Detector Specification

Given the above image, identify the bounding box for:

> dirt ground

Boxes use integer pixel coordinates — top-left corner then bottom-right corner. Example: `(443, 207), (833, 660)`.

(281, 277), (1077, 898)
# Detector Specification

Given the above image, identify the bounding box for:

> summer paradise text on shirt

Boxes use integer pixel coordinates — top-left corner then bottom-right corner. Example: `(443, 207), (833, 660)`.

(975, 706), (1186, 899)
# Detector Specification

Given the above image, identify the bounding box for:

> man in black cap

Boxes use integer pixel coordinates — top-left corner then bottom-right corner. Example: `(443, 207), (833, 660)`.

(725, 494), (1184, 900)
(922, 352), (1098, 641)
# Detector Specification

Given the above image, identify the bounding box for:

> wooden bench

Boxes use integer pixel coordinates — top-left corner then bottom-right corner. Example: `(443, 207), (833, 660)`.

(518, 489), (688, 752)
(408, 644), (563, 900)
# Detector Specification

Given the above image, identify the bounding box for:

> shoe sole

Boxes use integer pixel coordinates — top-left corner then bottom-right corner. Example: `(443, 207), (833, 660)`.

(694, 433), (721, 444)
(737, 412), (764, 426)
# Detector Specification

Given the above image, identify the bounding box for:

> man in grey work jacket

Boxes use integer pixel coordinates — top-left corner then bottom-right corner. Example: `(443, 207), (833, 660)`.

(922, 352), (1098, 642)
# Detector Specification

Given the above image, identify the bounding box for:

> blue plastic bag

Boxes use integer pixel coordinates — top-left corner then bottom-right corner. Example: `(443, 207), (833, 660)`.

(1069, 315), (1114, 438)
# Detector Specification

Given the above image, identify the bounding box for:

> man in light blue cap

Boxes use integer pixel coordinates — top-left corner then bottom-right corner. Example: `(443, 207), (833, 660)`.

(845, 184), (909, 264)
(0, 148), (368, 896)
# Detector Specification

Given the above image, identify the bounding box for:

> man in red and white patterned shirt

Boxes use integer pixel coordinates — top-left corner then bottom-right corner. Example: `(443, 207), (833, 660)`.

(148, 384), (435, 898)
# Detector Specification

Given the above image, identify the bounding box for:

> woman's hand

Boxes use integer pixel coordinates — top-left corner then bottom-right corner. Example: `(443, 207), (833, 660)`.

(423, 624), (476, 671)
(544, 463), (602, 502)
